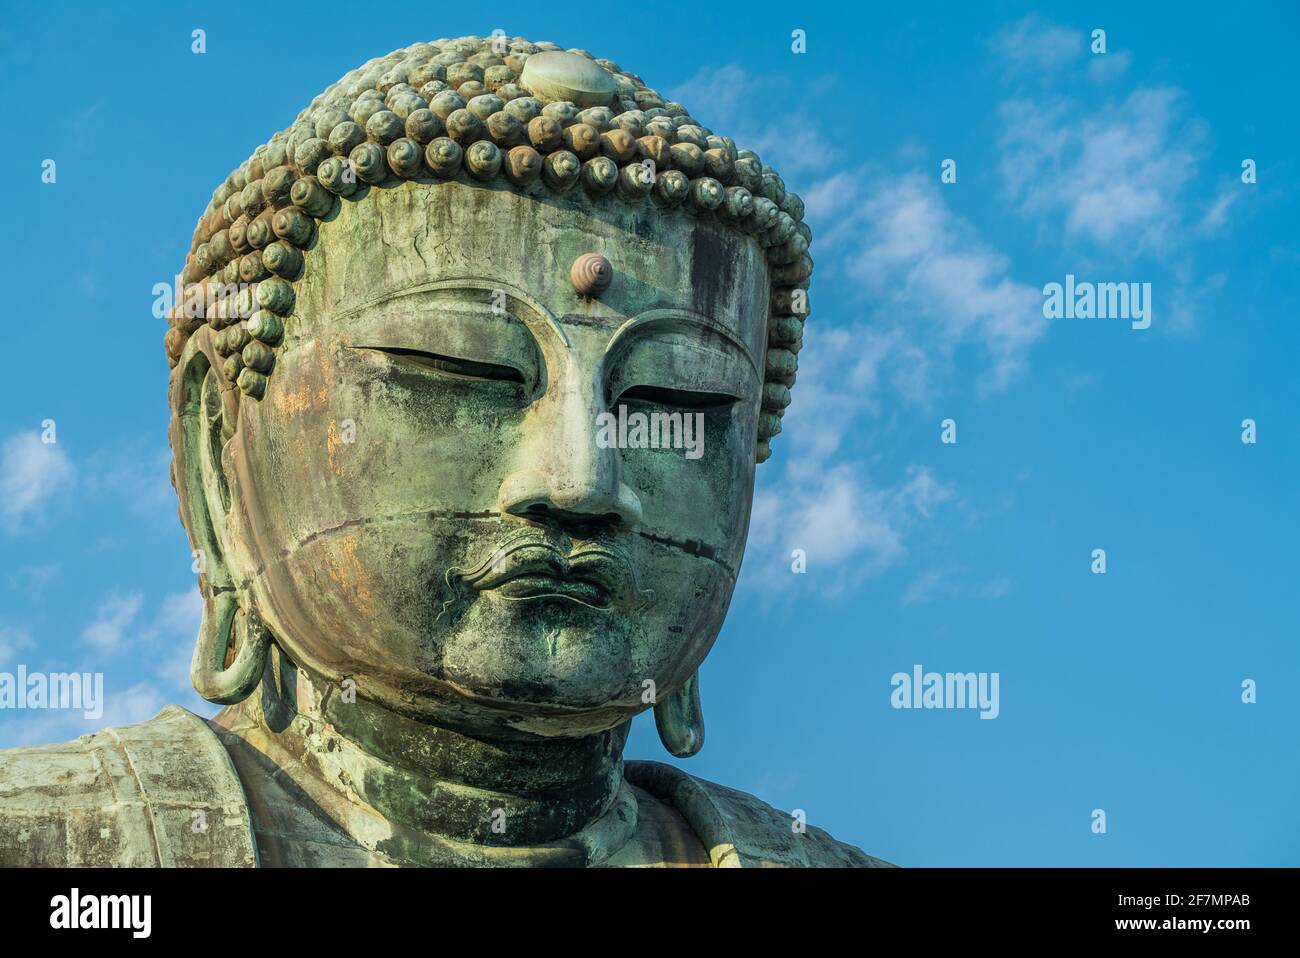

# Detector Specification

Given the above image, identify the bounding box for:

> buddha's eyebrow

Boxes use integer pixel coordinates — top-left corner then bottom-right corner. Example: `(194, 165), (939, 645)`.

(555, 311), (623, 331)
(330, 278), (558, 328)
(332, 279), (577, 360)
(605, 308), (760, 377)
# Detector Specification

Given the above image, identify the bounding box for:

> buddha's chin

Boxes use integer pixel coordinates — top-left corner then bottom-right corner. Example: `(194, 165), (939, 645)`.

(427, 593), (643, 711)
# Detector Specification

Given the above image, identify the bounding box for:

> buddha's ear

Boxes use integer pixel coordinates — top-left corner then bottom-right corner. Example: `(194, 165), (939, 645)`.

(170, 335), (268, 704)
(655, 671), (704, 757)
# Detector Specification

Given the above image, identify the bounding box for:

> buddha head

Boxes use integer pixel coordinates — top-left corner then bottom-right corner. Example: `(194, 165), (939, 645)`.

(165, 36), (811, 753)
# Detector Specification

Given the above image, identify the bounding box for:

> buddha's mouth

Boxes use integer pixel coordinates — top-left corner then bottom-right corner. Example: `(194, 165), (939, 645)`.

(451, 537), (648, 611)
(482, 572), (616, 608)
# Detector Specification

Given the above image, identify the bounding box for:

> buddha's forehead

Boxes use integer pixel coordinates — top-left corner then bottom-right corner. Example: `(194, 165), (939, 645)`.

(299, 182), (770, 359)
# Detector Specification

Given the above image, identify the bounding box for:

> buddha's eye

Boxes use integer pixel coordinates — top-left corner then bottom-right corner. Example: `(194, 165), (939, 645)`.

(358, 346), (524, 384)
(616, 384), (739, 411)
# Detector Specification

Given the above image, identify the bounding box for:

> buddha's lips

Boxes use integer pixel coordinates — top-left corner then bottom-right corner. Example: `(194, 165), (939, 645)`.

(453, 540), (643, 610)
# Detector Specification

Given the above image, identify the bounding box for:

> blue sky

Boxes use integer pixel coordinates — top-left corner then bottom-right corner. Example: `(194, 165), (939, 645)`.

(1, 2), (1296, 866)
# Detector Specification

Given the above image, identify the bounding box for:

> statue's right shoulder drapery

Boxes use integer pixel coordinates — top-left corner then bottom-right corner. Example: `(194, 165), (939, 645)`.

(0, 705), (257, 867)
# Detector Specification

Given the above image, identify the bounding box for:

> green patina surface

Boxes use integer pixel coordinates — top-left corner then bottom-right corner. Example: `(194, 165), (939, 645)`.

(0, 38), (888, 868)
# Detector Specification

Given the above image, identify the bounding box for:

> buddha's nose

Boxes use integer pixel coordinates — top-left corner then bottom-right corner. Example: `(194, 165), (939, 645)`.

(497, 366), (642, 534)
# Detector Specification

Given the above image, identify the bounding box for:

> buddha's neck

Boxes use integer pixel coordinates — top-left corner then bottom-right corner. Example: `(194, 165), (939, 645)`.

(225, 651), (635, 866)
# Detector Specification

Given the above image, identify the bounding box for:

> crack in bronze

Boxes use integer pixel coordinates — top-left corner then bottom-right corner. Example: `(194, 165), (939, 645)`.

(271, 509), (735, 578)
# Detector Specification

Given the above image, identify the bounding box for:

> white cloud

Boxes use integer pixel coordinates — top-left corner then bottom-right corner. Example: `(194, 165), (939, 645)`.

(97, 681), (169, 728)
(1087, 50), (1133, 85)
(1, 681), (168, 749)
(0, 433), (74, 533)
(999, 85), (1202, 254)
(791, 170), (1045, 413)
(990, 16), (1083, 75)
(668, 65), (839, 175)
(846, 174), (1045, 397)
(149, 590), (203, 690)
(676, 63), (1047, 408)
(80, 587), (201, 675)
(0, 432), (179, 539)
(738, 166), (1036, 599)
(901, 568), (946, 606)
(82, 591), (144, 650)
(800, 171), (863, 254)
(749, 464), (955, 597)
(1, 711), (87, 749)
(774, 325), (878, 465)
(901, 568), (1013, 606)
(746, 316), (956, 599)
(991, 16), (1233, 338)
(154, 590), (202, 638)
(0, 625), (34, 662)
(82, 442), (175, 517)
(666, 63), (748, 127)
(0, 590), (213, 748)
(1164, 268), (1228, 337)
(8, 563), (60, 594)
(801, 171), (856, 221)
(1198, 189), (1239, 235)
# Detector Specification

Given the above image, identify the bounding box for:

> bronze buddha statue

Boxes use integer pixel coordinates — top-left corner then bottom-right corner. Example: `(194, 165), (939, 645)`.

(0, 36), (887, 868)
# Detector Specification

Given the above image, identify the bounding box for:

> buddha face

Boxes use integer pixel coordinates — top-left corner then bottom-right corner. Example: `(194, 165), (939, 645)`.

(215, 182), (770, 737)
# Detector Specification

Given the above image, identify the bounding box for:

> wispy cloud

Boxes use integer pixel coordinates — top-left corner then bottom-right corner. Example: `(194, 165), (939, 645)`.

(990, 15), (1083, 75)
(742, 301), (961, 600)
(901, 567), (1012, 606)
(845, 174), (1045, 399)
(675, 58), (1048, 407)
(82, 591), (144, 650)
(730, 122), (1042, 600)
(989, 15), (1238, 336)
(1, 680), (168, 749)
(796, 168), (1046, 415)
(1087, 50), (1133, 84)
(80, 587), (200, 661)
(0, 587), (208, 748)
(999, 86), (1203, 253)
(0, 432), (74, 533)
(1164, 266), (1228, 336)
(153, 590), (202, 636)
(82, 440), (175, 517)
(990, 16), (1131, 86)
(749, 463), (955, 597)
(1197, 188), (1240, 236)
(149, 590), (203, 689)
(668, 64), (839, 175)
(7, 562), (60, 594)
(98, 681), (169, 727)
(0, 624), (34, 662)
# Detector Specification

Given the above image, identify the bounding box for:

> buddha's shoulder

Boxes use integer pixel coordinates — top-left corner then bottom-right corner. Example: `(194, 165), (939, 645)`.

(0, 704), (257, 867)
(624, 760), (894, 868)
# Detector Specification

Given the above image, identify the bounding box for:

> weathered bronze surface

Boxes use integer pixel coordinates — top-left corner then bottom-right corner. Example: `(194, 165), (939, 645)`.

(0, 36), (886, 867)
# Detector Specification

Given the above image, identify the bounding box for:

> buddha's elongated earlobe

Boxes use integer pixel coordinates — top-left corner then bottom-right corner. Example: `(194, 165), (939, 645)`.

(173, 342), (270, 706)
(655, 671), (704, 758)
(191, 589), (270, 705)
